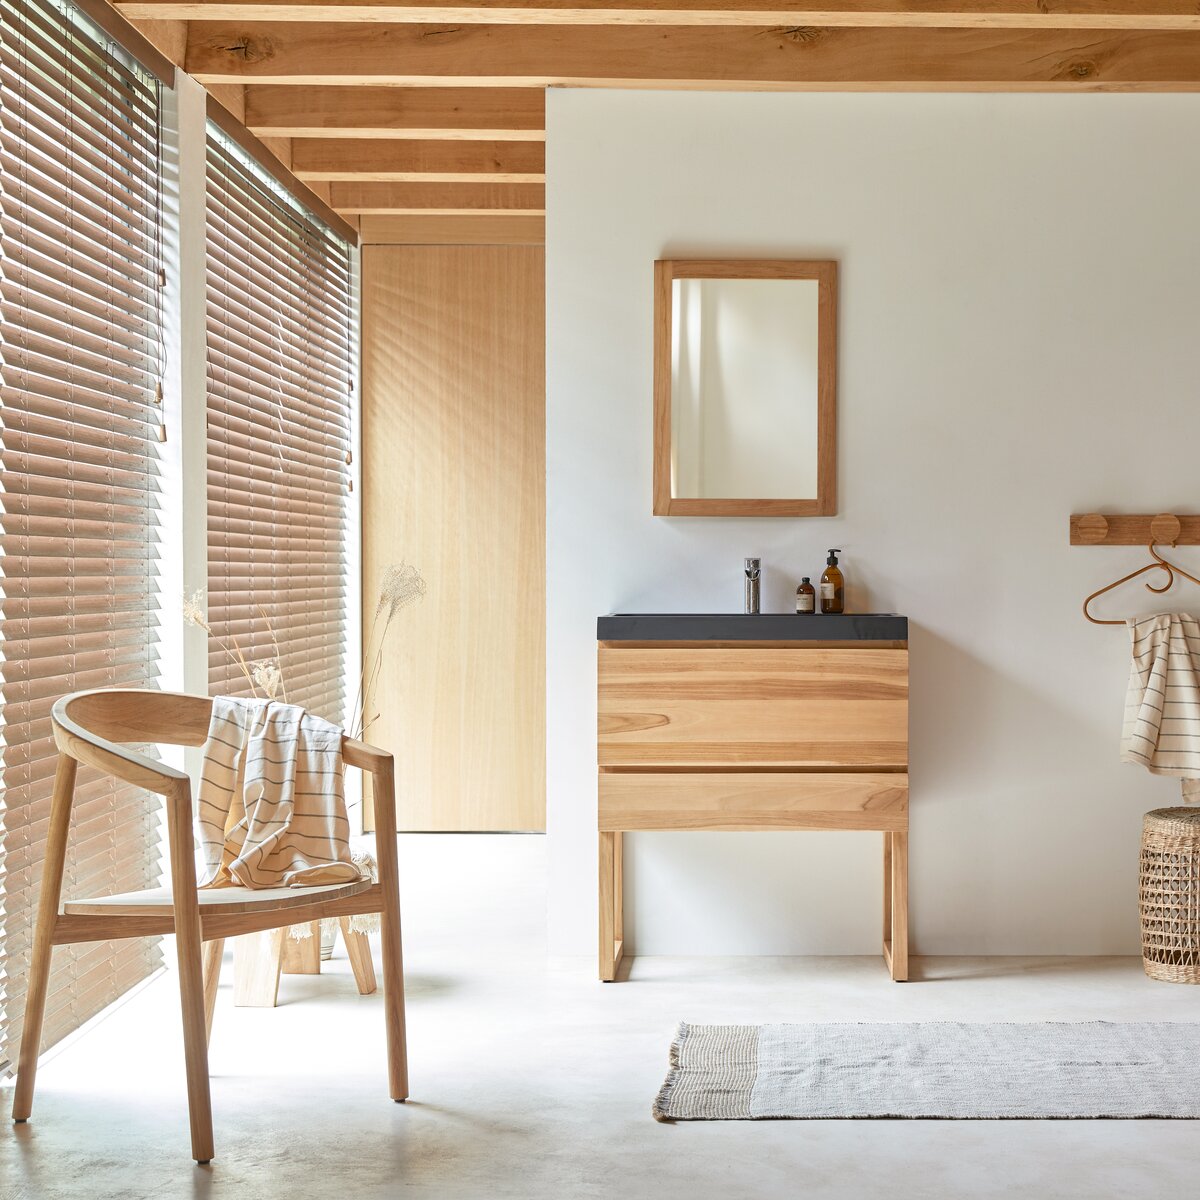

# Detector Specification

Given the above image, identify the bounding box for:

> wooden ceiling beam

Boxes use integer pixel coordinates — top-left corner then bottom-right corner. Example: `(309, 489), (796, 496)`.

(291, 137), (545, 180)
(358, 213), (544, 242)
(118, 2), (1200, 32)
(328, 180), (545, 211)
(185, 23), (1200, 89)
(243, 85), (545, 138)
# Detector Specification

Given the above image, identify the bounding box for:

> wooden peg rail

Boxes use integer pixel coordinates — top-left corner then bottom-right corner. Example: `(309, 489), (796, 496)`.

(1070, 513), (1200, 547)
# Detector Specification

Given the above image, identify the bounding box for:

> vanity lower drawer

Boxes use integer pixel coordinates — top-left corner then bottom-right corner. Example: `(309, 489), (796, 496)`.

(598, 772), (908, 832)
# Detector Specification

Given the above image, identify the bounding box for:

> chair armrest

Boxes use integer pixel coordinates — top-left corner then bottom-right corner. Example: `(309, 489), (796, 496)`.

(342, 736), (391, 772)
(342, 737), (397, 837)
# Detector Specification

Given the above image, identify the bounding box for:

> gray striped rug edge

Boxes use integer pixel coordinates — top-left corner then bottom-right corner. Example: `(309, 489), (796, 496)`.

(653, 1022), (760, 1122)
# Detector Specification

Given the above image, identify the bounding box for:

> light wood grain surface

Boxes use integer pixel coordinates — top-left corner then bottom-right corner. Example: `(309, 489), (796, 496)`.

(362, 245), (545, 831)
(120, 4), (1200, 31)
(184, 24), (1200, 90)
(598, 646), (908, 767)
(358, 213), (546, 243)
(599, 771), (908, 831)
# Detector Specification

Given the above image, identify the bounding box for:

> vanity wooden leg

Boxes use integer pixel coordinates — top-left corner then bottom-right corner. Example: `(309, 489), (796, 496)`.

(882, 831), (893, 960)
(614, 832), (624, 946)
(884, 831), (909, 982)
(599, 831), (624, 981)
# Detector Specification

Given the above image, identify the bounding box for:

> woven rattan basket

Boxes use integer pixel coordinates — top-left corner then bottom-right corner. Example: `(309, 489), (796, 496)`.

(1140, 808), (1200, 984)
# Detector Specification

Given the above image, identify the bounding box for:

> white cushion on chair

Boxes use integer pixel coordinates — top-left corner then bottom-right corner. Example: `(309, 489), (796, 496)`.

(63, 878), (374, 919)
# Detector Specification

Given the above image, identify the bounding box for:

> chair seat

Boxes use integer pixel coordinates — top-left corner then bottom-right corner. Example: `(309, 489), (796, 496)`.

(63, 877), (374, 919)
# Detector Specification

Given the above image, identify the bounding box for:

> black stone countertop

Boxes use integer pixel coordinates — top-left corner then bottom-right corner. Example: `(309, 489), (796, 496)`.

(597, 613), (908, 641)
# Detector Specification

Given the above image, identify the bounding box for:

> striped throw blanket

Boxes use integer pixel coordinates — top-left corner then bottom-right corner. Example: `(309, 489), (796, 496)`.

(1122, 613), (1200, 803)
(197, 696), (362, 889)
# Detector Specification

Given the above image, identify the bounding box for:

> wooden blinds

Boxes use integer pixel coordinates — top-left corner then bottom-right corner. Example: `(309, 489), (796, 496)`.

(205, 129), (354, 725)
(0, 0), (166, 1072)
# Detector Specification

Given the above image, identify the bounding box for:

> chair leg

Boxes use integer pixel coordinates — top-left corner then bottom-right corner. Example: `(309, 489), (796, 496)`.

(379, 876), (409, 1100)
(233, 929), (285, 1007)
(167, 797), (214, 1164)
(339, 918), (377, 995)
(202, 939), (225, 1045)
(280, 922), (321, 975)
(12, 754), (77, 1123)
(177, 931), (215, 1162)
(371, 765), (409, 1102)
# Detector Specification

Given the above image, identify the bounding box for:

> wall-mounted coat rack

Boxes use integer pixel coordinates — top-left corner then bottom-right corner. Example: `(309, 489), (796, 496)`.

(1070, 513), (1200, 547)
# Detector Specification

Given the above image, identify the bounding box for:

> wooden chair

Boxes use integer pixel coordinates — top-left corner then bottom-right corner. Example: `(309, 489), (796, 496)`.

(9, 688), (408, 1163)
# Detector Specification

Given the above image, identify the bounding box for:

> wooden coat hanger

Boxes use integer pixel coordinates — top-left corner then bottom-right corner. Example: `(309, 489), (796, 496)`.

(1083, 543), (1200, 625)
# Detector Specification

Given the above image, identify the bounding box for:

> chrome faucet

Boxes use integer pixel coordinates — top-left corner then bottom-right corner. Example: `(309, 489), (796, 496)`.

(744, 558), (761, 614)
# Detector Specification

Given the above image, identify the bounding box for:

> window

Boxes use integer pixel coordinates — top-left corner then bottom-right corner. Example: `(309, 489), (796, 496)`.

(0, 0), (167, 1070)
(204, 126), (354, 724)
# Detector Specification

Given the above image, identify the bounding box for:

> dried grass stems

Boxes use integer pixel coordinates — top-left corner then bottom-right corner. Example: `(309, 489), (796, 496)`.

(184, 562), (425, 733)
(350, 563), (427, 740)
(182, 590), (286, 702)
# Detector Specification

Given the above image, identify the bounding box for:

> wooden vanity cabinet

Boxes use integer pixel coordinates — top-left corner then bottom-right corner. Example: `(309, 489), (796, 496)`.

(597, 640), (909, 982)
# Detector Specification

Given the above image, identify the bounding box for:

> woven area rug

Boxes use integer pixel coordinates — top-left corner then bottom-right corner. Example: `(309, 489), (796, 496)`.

(653, 1021), (1200, 1121)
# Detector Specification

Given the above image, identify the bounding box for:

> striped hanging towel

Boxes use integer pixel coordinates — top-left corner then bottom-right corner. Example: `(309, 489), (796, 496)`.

(1121, 613), (1200, 803)
(197, 696), (362, 889)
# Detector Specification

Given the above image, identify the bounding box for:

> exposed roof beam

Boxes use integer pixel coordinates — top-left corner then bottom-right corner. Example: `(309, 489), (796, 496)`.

(244, 85), (545, 138)
(185, 24), (1200, 89)
(328, 180), (545, 211)
(291, 137), (545, 180)
(118, 2), (1200, 31)
(358, 213), (544, 242)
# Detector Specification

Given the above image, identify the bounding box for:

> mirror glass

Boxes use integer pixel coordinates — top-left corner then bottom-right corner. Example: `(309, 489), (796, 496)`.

(670, 277), (819, 500)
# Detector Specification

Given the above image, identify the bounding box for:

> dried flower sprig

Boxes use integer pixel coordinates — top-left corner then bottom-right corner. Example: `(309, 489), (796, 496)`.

(350, 563), (426, 739)
(182, 589), (286, 702)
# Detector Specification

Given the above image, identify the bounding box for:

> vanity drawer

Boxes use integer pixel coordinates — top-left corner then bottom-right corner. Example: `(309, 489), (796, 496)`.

(599, 772), (908, 832)
(597, 645), (908, 769)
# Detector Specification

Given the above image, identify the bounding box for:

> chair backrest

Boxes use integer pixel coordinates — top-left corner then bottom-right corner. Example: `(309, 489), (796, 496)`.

(49, 689), (211, 797)
(58, 688), (215, 750)
(52, 688), (390, 799)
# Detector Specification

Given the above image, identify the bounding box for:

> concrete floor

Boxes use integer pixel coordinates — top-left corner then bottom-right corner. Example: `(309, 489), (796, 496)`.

(4, 835), (1200, 1200)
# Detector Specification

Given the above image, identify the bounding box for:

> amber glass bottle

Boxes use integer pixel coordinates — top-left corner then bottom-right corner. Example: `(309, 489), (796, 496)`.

(795, 577), (815, 614)
(820, 549), (844, 614)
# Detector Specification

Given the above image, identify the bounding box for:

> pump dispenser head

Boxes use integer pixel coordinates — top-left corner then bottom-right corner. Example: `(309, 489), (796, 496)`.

(827, 548), (841, 566)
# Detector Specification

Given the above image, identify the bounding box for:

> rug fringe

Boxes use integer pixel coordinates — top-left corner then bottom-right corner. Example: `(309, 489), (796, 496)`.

(651, 1021), (691, 1123)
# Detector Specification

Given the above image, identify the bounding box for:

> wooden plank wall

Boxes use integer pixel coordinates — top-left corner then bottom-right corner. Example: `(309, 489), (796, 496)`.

(361, 244), (546, 832)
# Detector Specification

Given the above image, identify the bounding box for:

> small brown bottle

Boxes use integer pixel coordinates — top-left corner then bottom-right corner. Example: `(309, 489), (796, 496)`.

(795, 577), (816, 614)
(819, 549), (844, 614)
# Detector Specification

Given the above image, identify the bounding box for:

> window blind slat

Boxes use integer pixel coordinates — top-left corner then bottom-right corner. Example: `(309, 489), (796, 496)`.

(0, 0), (165, 1075)
(205, 126), (352, 729)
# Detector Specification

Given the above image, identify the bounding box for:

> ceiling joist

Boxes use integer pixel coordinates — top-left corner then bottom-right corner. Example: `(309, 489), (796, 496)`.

(243, 84), (546, 138)
(116, 2), (1200, 32)
(118, 2), (1200, 232)
(327, 180), (545, 211)
(291, 137), (545, 180)
(357, 213), (545, 243)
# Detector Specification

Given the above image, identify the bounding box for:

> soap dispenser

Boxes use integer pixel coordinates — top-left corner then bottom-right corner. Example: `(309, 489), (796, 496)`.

(820, 549), (844, 614)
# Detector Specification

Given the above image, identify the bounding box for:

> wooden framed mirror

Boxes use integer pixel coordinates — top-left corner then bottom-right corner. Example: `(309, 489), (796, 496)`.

(653, 258), (837, 517)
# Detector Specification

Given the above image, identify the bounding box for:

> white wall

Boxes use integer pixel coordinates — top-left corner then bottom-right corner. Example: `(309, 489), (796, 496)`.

(546, 90), (1200, 958)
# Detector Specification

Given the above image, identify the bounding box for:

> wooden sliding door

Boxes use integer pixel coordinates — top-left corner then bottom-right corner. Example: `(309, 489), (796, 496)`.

(361, 245), (545, 831)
